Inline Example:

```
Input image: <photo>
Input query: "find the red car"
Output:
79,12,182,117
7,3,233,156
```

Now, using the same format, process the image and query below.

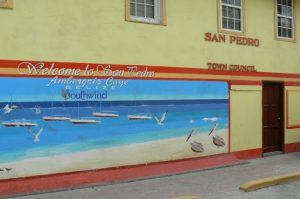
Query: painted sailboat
92,101,119,118
43,101,71,121
2,98,37,127
93,111,119,118
128,113,152,120
127,99,152,120
2,119,38,127
43,116,71,121
70,118,101,124
70,102,101,124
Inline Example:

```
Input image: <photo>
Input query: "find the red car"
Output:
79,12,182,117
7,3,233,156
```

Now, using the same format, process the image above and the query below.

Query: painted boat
2,120,38,127
43,99,70,121
70,102,101,124
212,135,225,147
190,141,204,152
93,100,120,118
43,115,71,121
92,111,119,118
128,97,152,120
70,118,101,124
128,114,152,120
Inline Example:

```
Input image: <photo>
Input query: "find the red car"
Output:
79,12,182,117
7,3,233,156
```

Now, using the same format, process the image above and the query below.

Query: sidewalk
10,152,300,199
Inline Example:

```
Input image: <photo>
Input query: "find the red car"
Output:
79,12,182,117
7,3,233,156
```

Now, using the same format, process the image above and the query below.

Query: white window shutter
155,0,162,23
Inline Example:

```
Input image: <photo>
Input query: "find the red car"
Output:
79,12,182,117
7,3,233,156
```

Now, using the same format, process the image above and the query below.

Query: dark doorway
262,82,284,154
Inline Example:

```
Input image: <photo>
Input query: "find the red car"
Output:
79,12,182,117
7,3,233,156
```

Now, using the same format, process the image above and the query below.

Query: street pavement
209,181,300,199
10,152,300,199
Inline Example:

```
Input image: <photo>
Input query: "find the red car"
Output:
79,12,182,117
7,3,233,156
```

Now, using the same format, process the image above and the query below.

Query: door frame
262,81,285,154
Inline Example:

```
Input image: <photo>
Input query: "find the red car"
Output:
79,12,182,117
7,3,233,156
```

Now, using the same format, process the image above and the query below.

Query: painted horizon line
0,99,228,108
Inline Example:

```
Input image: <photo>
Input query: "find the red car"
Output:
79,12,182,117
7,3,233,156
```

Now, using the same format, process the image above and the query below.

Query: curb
240,171,300,192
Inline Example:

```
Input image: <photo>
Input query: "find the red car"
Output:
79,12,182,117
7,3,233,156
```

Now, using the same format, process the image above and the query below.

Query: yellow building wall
285,86,300,144
0,0,300,73
230,85,262,152
0,0,300,151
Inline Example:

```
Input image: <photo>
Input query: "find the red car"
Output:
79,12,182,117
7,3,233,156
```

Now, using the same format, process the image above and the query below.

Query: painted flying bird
190,141,204,153
208,123,219,136
186,128,197,142
27,127,44,142
3,104,19,114
153,111,168,125
212,134,225,147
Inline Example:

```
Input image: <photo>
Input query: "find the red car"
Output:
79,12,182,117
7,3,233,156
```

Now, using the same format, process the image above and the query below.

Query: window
276,0,294,40
0,0,13,9
125,0,167,25
219,0,244,33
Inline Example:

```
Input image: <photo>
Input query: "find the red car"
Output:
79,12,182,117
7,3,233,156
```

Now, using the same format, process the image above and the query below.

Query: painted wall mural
0,62,229,179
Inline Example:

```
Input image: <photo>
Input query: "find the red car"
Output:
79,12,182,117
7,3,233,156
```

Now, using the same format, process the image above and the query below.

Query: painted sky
0,77,228,102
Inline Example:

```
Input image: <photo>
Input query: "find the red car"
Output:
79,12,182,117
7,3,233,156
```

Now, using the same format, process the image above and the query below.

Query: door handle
277,117,281,120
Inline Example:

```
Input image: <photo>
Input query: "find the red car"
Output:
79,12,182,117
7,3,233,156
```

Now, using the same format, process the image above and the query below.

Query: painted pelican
186,128,197,142
190,141,204,152
208,123,219,136
212,134,225,147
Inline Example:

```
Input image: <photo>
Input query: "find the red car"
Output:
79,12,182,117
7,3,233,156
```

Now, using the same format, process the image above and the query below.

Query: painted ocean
0,100,228,163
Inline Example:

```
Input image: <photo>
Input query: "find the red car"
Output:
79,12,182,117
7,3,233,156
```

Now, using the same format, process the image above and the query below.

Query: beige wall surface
285,87,300,144
230,85,262,152
0,0,299,74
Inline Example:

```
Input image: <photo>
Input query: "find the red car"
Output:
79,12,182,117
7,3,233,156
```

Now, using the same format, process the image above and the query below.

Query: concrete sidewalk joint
240,171,300,192
168,196,201,199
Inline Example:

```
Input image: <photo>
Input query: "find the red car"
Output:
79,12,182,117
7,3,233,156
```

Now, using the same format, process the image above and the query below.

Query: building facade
0,0,300,196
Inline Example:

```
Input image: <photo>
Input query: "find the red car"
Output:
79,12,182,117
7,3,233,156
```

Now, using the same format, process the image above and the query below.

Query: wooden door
263,82,284,153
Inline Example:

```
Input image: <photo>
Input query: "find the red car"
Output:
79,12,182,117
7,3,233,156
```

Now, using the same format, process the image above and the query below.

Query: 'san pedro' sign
204,32,260,47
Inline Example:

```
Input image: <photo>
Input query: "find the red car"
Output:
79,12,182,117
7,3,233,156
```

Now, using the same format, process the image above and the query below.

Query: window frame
275,0,296,42
218,0,246,35
125,0,167,25
0,0,13,9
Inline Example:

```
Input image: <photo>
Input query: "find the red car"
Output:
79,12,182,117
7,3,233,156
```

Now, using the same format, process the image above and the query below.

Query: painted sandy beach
0,129,227,180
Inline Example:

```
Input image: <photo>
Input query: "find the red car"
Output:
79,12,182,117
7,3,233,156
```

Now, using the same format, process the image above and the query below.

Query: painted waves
0,100,228,163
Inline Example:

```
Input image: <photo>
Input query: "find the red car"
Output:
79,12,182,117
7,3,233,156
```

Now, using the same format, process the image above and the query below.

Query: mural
0,62,229,179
